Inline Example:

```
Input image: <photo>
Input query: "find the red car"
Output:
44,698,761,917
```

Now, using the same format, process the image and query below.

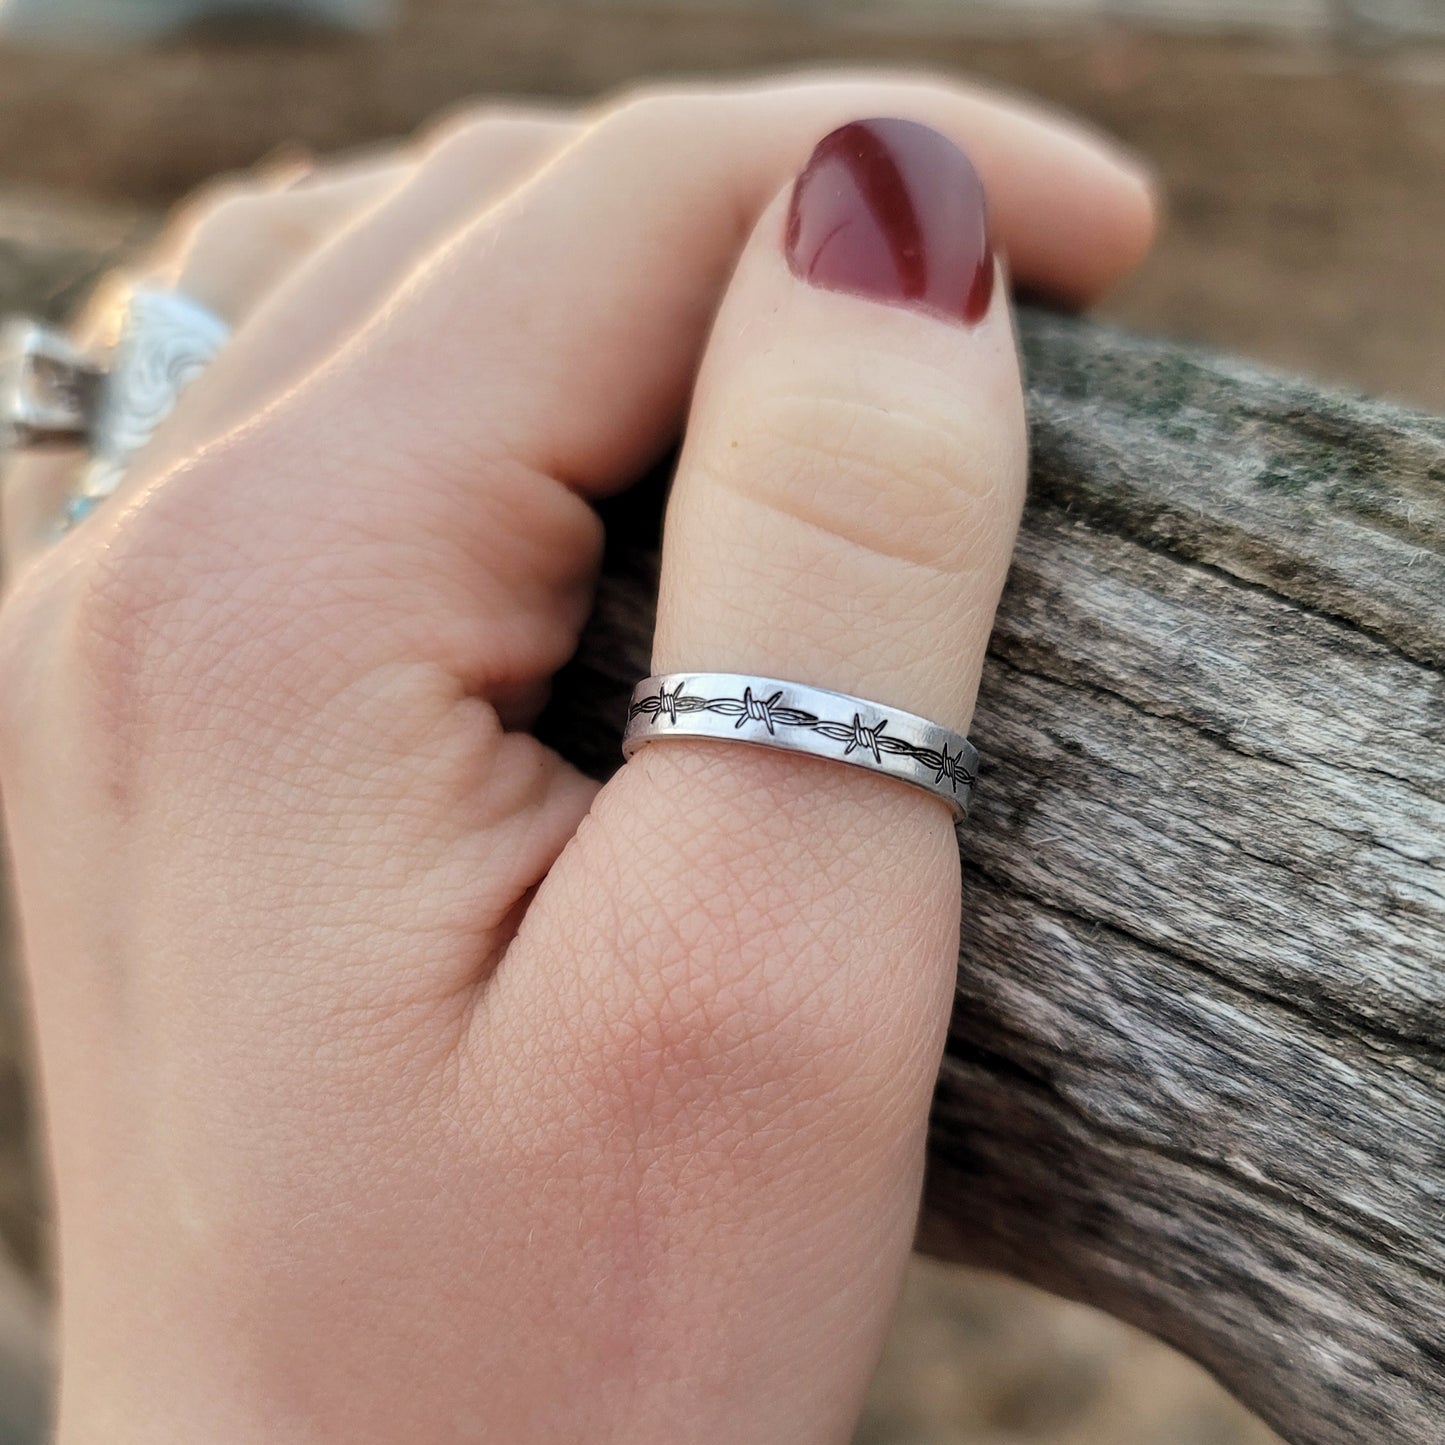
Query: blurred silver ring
64,283,231,527
0,282,231,531
0,318,102,449
622,672,979,820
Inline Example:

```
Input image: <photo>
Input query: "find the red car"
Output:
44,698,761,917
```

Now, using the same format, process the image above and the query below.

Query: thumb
656,114,1022,730
526,119,1025,1441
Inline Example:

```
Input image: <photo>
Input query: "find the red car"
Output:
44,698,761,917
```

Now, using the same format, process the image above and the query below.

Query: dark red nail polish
785,117,995,325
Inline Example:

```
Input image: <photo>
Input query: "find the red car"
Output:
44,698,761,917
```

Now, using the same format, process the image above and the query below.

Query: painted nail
785,117,995,325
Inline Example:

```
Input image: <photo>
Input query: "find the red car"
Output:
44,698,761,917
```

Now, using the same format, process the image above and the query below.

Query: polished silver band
622,673,978,819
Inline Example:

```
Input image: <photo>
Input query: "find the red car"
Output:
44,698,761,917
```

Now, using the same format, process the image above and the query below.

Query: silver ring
622,673,979,820
66,284,231,526
0,318,102,449
0,282,231,531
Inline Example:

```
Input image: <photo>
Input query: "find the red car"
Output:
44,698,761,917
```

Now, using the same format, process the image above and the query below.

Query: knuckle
55,449,332,744
607,879,798,1076
199,188,272,234
592,83,720,146
415,102,488,155
714,382,1014,579
184,189,310,262
69,493,238,700
416,101,551,160
0,494,233,770
168,172,255,241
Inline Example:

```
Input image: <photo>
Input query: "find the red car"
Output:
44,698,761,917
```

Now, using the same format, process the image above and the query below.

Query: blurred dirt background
0,2,1441,1441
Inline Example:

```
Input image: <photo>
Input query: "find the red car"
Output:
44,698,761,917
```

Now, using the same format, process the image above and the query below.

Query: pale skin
0,74,1156,1443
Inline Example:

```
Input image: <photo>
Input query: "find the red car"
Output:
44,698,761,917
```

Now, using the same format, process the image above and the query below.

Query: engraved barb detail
623,673,979,819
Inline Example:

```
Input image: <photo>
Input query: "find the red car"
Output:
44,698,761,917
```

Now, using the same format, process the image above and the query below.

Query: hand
0,75,1154,1443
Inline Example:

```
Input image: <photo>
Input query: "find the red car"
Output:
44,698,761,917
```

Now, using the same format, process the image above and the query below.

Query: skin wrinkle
74,562,566,1010
702,359,1021,527
545,746,961,1142
670,490,1004,730
67,449,597,782
710,465,1010,589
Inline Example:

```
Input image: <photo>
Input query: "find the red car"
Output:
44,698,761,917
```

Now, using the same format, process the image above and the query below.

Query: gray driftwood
4,197,1444,1445
549,319,1445,1445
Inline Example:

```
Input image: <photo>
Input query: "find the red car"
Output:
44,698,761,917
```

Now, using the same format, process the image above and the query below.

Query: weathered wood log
544,320,1445,1445
3,200,1442,1445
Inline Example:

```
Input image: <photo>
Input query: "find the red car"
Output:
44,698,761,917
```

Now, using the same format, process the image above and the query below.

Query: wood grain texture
3,200,1442,1445
918,317,1445,1445
544,314,1445,1445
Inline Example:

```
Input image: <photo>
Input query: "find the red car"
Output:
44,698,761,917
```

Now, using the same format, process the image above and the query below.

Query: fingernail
785,117,994,326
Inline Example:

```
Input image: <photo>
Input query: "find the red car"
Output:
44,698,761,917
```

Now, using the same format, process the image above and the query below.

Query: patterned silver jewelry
66,284,231,526
0,282,231,531
622,673,979,820
0,318,102,450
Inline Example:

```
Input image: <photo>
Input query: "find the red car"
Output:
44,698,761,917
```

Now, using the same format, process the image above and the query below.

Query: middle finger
148,106,578,466
2,110,576,574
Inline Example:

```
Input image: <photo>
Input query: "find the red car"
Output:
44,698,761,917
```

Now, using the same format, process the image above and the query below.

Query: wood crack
956,855,1445,1072
985,652,1444,882
931,1050,1445,1294
1024,483,1444,674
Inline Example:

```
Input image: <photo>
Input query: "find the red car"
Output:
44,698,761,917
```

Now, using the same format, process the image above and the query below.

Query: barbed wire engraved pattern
628,683,976,800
